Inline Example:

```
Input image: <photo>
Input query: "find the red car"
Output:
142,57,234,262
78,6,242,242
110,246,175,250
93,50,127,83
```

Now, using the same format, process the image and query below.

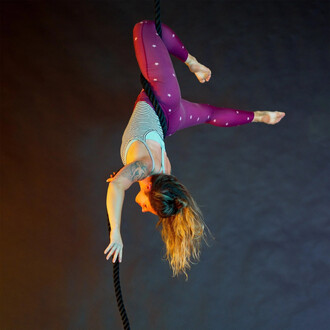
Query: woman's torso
120,101,171,175
125,138,171,175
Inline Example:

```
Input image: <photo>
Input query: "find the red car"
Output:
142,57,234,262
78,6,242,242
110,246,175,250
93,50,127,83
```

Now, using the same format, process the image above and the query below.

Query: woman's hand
106,172,117,183
104,229,123,263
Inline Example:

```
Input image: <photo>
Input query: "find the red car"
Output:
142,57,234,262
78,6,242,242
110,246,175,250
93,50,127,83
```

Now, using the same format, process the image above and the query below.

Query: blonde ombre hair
147,174,214,281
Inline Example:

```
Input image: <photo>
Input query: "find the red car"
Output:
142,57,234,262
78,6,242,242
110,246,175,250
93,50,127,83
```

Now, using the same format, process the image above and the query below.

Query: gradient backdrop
1,1,330,329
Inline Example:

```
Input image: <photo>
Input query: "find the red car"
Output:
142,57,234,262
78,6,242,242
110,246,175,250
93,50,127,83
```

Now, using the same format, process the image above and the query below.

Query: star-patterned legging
133,20,255,137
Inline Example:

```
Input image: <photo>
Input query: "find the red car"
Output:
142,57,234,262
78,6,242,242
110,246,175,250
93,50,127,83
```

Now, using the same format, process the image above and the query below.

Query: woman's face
136,178,157,215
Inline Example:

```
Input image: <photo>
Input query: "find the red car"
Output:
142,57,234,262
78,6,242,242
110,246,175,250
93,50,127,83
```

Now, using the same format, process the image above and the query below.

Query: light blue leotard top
120,101,166,174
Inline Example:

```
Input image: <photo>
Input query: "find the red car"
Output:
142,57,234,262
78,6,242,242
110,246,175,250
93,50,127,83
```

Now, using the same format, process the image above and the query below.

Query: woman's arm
106,159,151,229
104,159,152,263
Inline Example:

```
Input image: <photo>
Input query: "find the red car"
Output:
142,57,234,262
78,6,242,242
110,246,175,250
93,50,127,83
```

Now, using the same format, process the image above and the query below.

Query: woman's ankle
185,54,196,67
252,111,263,122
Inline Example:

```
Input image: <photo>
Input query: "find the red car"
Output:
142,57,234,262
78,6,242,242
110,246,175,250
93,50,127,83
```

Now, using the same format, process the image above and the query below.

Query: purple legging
133,19,255,137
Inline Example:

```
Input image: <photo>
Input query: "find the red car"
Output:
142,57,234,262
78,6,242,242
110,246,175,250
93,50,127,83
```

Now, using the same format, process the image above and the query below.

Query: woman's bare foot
185,54,211,83
253,111,286,124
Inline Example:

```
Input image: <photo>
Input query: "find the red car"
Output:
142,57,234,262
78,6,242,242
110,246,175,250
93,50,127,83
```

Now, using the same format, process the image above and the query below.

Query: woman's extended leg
166,98,256,136
167,99,285,136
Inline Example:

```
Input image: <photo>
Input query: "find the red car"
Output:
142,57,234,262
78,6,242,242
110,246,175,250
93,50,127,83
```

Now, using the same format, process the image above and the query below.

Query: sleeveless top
120,101,167,174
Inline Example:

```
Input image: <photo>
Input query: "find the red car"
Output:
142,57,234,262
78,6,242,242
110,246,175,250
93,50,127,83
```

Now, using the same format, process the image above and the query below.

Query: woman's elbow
110,176,133,192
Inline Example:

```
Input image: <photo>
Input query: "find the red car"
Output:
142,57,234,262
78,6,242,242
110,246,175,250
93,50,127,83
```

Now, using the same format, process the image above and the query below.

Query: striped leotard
120,101,166,174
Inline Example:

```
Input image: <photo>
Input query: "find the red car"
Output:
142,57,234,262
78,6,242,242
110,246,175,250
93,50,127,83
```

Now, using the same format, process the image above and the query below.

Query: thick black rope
107,206,130,330
108,1,166,329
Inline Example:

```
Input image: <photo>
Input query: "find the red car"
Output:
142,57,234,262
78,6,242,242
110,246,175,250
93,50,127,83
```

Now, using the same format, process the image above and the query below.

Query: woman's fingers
106,172,117,182
104,242,113,254
104,243,116,257
104,230,123,263
113,250,120,263
108,245,116,257
104,243,122,263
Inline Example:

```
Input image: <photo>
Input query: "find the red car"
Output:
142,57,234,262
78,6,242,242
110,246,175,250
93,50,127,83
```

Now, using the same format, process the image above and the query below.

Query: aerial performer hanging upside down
104,20,286,280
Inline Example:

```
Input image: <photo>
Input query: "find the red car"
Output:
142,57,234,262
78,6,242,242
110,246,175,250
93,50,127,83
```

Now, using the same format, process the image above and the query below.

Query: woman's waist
135,90,154,108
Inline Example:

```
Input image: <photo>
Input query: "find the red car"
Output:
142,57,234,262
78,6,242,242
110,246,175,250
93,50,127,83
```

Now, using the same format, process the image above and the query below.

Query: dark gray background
1,1,330,329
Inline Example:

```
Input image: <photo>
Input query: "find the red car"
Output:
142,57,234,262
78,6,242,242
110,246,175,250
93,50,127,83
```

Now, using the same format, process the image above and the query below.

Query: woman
104,20,285,280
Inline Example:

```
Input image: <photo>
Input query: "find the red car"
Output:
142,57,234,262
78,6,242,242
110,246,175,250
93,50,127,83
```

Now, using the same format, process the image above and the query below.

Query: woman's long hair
147,174,214,281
